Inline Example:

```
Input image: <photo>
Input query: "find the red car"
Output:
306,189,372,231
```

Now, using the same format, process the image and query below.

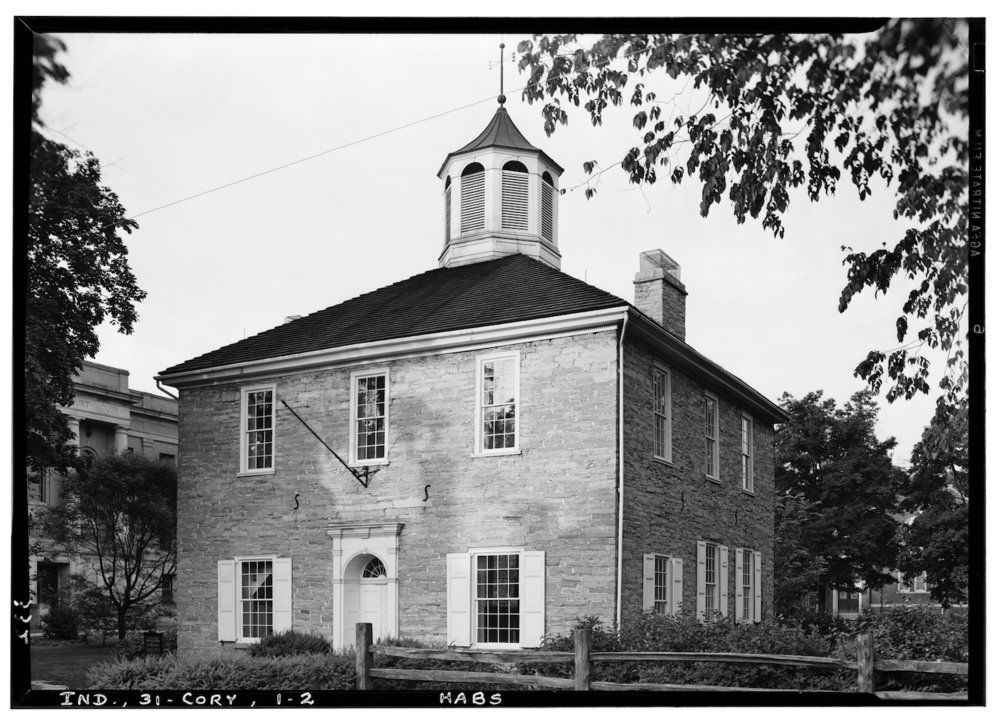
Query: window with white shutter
218,556,292,643
446,549,545,649
696,542,727,620
643,553,683,615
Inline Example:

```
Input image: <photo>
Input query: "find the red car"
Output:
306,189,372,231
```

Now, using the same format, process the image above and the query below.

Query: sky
27,23,968,467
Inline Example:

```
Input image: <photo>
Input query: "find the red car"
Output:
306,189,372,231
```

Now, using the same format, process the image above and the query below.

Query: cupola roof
437,106,564,177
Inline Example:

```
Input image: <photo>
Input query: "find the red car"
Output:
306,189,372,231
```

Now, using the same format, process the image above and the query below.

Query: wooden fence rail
355,623,968,699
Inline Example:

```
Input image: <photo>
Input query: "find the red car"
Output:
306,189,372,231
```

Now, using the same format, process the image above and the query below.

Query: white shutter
671,557,683,615
642,554,656,611
520,551,546,648
719,546,729,618
272,557,292,633
501,171,529,230
218,560,237,642
734,548,745,622
541,181,554,241
446,553,471,647
460,173,485,232
753,551,763,622
696,541,706,620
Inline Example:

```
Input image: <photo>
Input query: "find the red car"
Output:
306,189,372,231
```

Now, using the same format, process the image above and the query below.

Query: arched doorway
343,553,389,643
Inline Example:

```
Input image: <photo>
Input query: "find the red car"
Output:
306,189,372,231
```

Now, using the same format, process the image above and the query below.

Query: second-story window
705,393,719,479
653,366,671,461
351,371,388,464
740,414,754,492
476,352,519,454
241,385,275,474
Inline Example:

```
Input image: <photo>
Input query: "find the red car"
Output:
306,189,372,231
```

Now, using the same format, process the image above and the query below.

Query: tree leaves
515,23,970,412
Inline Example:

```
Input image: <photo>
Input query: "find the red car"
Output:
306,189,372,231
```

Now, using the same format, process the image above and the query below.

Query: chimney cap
638,249,681,281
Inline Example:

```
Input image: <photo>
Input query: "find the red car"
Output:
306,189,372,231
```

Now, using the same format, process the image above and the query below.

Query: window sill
705,475,722,485
237,469,275,478
740,488,756,497
349,460,389,468
653,455,674,467
471,450,522,458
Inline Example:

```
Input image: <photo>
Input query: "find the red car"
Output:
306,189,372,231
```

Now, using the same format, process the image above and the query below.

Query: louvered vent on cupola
444,176,452,245
460,162,486,233
541,171,555,242
501,160,529,231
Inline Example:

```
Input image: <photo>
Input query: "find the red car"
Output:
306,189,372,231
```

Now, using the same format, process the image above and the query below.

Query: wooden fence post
574,627,592,691
856,632,874,694
356,622,374,690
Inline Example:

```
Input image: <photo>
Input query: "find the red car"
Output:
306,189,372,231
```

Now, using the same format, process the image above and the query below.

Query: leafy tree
516,22,969,410
775,390,904,608
896,400,968,607
27,34,144,473
41,453,177,641
773,491,828,618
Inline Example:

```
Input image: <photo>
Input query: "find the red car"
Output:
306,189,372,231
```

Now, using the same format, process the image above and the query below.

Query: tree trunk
117,606,128,642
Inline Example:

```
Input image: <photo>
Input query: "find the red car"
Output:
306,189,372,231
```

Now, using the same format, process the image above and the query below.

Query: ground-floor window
446,549,545,648
697,541,729,620
217,556,292,643
735,547,762,623
643,553,683,615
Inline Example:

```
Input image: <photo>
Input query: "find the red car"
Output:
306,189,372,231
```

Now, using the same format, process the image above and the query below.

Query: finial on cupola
497,42,506,106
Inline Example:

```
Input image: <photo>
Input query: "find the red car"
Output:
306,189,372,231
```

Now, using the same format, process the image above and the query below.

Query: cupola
438,98,563,269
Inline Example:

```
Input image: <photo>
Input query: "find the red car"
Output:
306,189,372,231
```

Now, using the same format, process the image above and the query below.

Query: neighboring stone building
158,100,785,655
29,361,178,629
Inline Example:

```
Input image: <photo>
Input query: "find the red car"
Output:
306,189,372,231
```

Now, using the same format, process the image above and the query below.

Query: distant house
29,361,178,629
158,100,785,655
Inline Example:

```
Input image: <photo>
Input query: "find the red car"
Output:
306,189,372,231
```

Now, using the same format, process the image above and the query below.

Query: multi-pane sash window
741,549,752,621
242,387,274,472
478,354,518,452
353,372,387,463
654,556,670,614
653,368,670,460
740,415,753,492
240,559,273,640
705,394,719,478
704,543,718,615
898,571,928,593
475,553,520,644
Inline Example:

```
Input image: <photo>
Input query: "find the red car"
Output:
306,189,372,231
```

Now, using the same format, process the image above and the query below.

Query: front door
344,555,388,642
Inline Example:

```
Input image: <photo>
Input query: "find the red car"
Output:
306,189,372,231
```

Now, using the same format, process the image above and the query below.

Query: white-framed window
705,393,719,479
740,414,754,492
735,547,763,623
446,549,545,648
898,571,928,594
643,554,683,615
240,385,275,474
350,370,388,465
217,556,292,643
653,365,672,462
475,352,520,455
696,541,729,620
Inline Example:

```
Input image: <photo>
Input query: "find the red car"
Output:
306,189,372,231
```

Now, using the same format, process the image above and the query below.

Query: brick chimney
633,250,687,340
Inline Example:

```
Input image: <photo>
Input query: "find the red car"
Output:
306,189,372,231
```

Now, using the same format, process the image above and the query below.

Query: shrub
247,629,332,657
116,629,178,661
89,652,356,690
41,606,80,640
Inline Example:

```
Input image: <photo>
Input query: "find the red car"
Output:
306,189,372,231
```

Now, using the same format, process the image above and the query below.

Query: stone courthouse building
158,99,785,654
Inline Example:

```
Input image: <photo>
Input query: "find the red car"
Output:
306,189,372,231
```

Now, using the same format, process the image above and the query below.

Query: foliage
526,614,851,691
40,453,177,641
895,401,969,607
515,22,969,409
87,652,356,691
41,605,80,640
246,629,332,657
775,390,904,600
115,629,178,661
773,492,829,618
27,34,144,473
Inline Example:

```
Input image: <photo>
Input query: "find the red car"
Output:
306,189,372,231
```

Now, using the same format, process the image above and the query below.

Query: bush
41,606,80,640
88,653,355,691
116,629,178,661
247,629,332,657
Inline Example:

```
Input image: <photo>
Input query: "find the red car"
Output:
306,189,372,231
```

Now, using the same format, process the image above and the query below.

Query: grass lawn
31,640,119,689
